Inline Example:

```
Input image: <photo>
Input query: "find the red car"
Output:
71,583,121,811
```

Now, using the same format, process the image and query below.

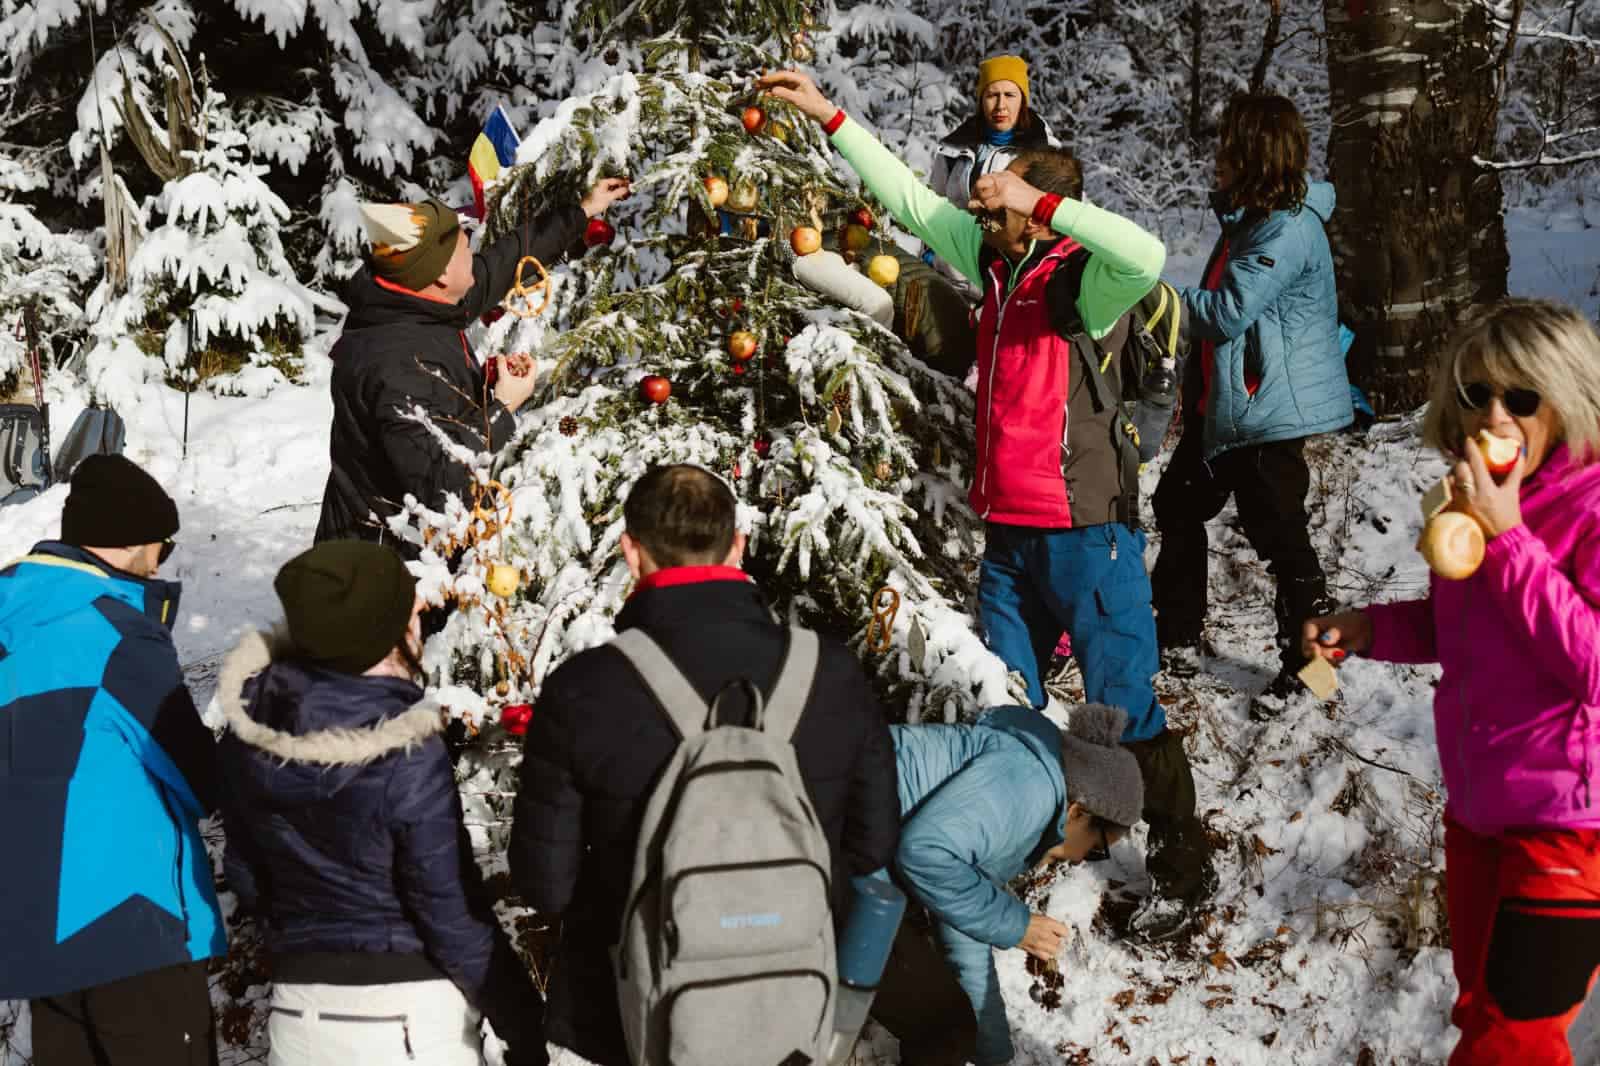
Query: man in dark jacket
0,455,224,1066
315,178,631,555
509,464,901,1066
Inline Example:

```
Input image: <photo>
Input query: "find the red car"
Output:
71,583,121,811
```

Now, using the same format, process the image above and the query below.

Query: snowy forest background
2,0,1600,1063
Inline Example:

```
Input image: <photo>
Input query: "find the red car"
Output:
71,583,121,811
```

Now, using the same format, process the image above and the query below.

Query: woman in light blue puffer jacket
1151,92,1354,718
874,704,1145,1065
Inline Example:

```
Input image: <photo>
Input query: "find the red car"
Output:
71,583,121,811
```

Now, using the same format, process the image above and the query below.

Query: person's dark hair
1217,93,1309,213
974,97,1036,136
1011,147,1083,201
623,464,737,568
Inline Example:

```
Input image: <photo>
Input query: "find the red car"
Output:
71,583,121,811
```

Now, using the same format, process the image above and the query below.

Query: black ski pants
1151,429,1326,670
29,961,217,1066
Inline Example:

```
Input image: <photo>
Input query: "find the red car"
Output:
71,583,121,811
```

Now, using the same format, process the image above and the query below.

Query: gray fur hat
1059,704,1145,828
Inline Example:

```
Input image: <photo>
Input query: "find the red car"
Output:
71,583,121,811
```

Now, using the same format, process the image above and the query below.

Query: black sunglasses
158,538,176,565
1085,825,1112,863
1457,381,1542,418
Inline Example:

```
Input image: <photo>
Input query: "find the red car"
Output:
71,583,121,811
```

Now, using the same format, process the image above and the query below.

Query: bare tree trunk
1249,0,1284,94
1324,0,1511,415
1188,1,1205,139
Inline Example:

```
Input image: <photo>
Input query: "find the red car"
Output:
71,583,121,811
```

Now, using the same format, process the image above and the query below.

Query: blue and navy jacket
0,542,224,999
1185,182,1354,460
890,707,1069,1065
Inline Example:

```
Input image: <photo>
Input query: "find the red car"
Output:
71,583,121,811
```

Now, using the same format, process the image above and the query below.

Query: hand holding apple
1453,431,1526,538
580,176,633,218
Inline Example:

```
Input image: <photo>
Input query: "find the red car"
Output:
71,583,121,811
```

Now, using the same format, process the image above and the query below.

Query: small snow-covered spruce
400,25,1015,820
82,83,320,399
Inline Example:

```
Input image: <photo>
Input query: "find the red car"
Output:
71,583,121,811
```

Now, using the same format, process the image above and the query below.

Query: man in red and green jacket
762,71,1215,931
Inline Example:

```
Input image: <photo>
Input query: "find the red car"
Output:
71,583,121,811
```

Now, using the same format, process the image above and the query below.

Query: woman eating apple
1302,298,1600,1065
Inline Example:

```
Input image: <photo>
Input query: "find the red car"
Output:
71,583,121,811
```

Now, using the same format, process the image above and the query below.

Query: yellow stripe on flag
469,134,502,185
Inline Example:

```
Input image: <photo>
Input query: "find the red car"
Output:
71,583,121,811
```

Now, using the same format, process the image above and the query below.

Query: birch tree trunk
1324,0,1511,414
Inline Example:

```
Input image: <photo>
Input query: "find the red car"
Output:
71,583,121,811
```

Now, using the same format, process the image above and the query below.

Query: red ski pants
1446,818,1600,1065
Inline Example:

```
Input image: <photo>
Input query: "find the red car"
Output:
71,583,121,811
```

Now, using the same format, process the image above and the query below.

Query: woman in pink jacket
1304,299,1600,1065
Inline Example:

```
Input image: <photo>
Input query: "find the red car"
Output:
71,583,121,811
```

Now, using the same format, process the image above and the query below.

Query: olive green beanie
275,540,418,675
359,197,462,291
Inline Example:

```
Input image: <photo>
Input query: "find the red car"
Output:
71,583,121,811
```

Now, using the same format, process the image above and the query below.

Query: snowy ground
3,218,1598,1065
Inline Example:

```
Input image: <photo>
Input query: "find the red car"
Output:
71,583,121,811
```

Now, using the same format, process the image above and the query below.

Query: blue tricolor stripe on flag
469,104,521,218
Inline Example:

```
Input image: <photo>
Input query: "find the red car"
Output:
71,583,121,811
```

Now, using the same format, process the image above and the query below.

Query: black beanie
275,541,418,676
61,454,180,548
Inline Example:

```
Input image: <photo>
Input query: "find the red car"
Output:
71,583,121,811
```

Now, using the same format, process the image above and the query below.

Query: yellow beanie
977,55,1030,103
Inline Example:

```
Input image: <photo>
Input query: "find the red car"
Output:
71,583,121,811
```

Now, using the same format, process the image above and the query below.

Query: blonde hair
1422,299,1600,464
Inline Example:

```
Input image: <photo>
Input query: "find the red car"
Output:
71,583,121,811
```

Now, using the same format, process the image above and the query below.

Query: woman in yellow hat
925,55,1060,295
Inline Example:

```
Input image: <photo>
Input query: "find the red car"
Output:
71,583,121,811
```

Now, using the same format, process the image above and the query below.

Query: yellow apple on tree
866,255,900,287
842,223,871,253
487,563,521,598
703,176,729,208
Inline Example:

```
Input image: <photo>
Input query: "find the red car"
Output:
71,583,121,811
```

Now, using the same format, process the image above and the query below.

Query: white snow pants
266,979,483,1066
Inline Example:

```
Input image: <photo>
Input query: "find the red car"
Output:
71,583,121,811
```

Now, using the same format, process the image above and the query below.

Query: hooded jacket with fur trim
216,629,547,1062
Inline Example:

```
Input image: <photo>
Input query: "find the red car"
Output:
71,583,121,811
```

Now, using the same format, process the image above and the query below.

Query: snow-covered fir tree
388,4,1018,854
82,82,322,398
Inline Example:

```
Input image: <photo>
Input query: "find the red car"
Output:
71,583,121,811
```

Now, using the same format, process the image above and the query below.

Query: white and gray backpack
611,626,837,1066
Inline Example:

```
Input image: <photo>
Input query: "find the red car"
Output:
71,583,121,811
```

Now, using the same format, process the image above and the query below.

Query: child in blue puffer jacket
868,704,1146,1065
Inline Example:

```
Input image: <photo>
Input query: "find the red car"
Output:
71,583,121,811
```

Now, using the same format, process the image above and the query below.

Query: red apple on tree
742,106,766,134
728,331,758,361
500,704,533,736
790,226,822,256
853,207,875,230
584,217,615,247
640,375,671,404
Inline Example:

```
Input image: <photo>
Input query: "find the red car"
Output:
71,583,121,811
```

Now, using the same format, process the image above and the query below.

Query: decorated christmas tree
393,2,1019,846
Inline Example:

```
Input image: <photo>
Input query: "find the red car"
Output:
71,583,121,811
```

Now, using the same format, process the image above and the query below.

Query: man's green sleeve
1045,197,1166,340
829,118,986,288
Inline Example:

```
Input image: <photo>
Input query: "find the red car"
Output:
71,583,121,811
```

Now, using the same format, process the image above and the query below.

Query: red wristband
1031,193,1063,227
822,109,847,136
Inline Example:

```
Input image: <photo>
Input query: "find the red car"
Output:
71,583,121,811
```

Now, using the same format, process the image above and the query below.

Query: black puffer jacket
217,629,546,1064
509,572,902,1066
314,205,587,555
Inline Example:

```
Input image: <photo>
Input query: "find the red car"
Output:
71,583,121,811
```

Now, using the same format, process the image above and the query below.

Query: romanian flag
469,105,521,219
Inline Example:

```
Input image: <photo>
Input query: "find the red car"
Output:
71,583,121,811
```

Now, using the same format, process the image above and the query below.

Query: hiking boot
1159,638,1213,680
1249,666,1304,721
1046,652,1081,690
1125,894,1196,943
1124,862,1218,943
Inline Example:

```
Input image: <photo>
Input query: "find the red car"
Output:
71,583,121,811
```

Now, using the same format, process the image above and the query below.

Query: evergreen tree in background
82,80,322,397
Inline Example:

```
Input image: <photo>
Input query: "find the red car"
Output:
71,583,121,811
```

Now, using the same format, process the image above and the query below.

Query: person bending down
870,703,1146,1065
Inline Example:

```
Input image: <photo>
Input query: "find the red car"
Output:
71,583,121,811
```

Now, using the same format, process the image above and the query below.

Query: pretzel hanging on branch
471,478,514,542
866,586,900,654
504,255,552,319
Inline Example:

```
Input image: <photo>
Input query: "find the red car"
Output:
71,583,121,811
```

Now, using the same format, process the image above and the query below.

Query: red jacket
971,242,1082,525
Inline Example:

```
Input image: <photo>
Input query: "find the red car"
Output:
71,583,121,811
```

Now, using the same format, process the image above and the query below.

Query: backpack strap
760,627,820,742
612,629,710,740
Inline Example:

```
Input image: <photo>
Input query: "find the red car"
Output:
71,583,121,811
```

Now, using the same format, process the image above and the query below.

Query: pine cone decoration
559,415,579,437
